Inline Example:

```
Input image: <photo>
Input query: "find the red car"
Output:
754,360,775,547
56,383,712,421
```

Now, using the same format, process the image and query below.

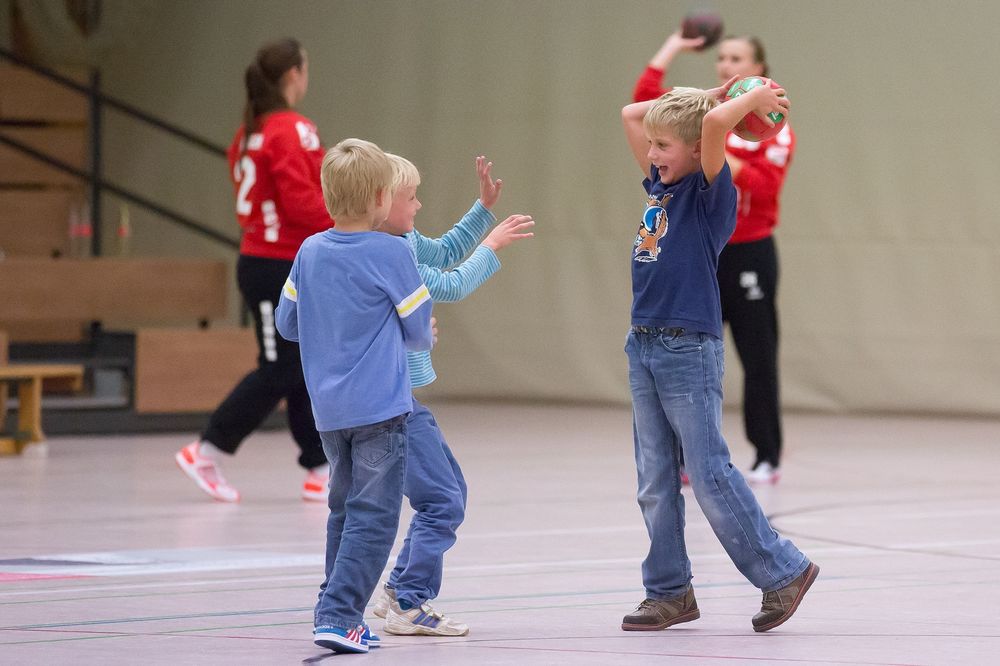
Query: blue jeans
314,414,408,630
388,400,467,608
625,329,807,599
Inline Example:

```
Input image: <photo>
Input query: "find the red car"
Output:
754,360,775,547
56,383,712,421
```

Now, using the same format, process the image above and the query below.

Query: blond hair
643,87,718,144
320,138,393,218
385,153,421,191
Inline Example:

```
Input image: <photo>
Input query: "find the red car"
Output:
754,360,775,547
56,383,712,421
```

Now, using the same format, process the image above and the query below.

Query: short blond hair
385,153,421,191
320,138,393,218
643,87,717,144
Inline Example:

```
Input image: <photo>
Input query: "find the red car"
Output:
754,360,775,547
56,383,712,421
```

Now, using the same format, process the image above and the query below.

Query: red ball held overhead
681,11,724,50
725,77,787,142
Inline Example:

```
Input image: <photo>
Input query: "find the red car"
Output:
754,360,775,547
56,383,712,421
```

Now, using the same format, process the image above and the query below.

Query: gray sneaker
752,562,819,632
621,586,700,631
372,584,396,619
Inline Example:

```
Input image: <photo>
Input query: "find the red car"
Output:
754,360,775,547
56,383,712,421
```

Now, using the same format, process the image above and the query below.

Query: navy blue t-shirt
630,162,737,338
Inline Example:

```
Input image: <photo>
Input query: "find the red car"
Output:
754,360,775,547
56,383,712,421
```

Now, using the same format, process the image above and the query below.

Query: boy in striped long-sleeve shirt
275,139,435,655
370,154,534,636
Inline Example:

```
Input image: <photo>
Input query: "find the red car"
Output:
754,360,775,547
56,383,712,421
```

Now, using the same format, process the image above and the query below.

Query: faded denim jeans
626,328,807,599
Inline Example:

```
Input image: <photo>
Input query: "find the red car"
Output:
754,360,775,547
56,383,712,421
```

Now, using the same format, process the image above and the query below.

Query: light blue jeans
314,414,408,630
626,329,807,599
388,400,468,608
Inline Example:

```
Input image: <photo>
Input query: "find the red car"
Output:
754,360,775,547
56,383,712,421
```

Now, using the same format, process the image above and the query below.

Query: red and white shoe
746,462,781,485
302,466,329,502
175,442,240,502
679,467,691,486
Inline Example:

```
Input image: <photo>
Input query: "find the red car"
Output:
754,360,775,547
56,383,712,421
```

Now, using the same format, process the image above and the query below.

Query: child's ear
692,139,702,159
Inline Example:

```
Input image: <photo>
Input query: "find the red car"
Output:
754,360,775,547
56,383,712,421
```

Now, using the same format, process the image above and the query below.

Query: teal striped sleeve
417,245,500,303
407,350,437,389
409,200,495,270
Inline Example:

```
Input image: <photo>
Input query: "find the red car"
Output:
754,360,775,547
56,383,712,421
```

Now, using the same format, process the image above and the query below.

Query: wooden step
0,125,86,186
0,188,81,257
0,257,229,329
0,64,88,123
135,327,257,414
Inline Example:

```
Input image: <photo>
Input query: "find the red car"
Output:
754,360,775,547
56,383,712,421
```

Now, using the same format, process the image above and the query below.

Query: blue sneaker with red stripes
313,625,369,653
384,601,469,636
360,623,381,648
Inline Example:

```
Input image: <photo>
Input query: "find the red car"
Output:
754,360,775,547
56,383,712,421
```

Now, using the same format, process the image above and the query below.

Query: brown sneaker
621,586,700,631
752,562,819,632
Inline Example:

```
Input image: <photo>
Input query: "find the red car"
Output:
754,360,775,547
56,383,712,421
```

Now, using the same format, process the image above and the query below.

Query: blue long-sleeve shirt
406,200,500,388
276,229,433,431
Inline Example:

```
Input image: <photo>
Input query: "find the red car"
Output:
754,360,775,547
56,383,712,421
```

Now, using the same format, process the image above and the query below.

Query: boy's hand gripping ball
681,11,724,50
726,77,787,142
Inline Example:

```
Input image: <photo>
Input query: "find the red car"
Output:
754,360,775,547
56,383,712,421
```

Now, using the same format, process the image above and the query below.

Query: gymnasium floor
1,403,998,665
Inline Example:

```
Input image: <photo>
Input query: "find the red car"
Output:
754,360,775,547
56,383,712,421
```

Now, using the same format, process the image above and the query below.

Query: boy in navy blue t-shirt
619,83,818,633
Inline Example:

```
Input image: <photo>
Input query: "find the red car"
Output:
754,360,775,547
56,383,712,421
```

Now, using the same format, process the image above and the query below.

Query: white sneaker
302,466,329,502
746,461,780,485
372,584,396,619
384,601,469,636
175,442,240,502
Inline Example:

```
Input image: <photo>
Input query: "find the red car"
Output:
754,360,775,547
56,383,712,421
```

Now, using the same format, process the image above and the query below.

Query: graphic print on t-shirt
634,193,672,263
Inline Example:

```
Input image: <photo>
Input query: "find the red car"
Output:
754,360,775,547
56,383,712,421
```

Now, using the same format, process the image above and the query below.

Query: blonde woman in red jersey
175,38,330,502
633,30,795,485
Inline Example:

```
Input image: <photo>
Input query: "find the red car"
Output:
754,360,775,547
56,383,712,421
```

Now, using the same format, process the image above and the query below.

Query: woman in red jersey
176,38,330,502
633,29,795,485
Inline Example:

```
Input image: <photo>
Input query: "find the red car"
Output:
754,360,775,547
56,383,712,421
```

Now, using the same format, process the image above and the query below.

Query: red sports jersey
632,66,796,245
227,110,330,260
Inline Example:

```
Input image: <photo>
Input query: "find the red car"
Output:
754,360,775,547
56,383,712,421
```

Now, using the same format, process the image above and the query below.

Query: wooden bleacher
1,57,254,435
134,327,257,414
0,257,228,326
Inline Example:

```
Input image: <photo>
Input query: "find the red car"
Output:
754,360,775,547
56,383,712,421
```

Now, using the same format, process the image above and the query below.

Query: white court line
0,526,1000,597
778,507,1000,524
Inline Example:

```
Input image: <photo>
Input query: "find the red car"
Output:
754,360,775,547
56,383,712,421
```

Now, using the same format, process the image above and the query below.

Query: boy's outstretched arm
622,100,657,174
419,214,534,303
412,156,500,269
702,81,789,185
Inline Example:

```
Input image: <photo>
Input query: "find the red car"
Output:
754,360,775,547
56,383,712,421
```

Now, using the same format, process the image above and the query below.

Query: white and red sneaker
679,467,691,486
175,442,240,502
302,466,329,502
746,461,781,485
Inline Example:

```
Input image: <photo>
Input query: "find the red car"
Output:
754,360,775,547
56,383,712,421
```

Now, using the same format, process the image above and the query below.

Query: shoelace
761,590,781,607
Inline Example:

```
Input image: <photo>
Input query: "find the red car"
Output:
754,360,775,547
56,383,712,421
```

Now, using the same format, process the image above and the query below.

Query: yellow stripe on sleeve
396,284,430,318
283,277,297,302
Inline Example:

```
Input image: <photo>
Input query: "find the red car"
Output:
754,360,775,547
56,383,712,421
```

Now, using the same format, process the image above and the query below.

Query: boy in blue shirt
275,138,434,654
619,83,818,633
370,154,534,636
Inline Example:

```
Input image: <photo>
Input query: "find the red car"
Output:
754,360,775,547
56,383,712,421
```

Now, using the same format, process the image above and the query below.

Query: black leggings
718,236,782,467
201,254,325,469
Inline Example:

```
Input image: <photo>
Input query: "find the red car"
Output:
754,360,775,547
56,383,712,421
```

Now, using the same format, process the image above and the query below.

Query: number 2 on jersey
235,156,256,216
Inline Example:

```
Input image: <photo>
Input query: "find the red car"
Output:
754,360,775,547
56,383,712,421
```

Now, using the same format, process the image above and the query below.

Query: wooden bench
0,257,229,342
0,363,84,455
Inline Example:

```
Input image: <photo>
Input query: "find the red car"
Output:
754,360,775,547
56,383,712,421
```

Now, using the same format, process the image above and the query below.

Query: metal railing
0,46,239,252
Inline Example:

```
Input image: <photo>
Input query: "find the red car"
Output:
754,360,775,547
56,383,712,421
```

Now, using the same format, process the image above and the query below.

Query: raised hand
708,75,740,103
748,83,790,126
482,214,534,252
664,29,706,54
477,155,503,209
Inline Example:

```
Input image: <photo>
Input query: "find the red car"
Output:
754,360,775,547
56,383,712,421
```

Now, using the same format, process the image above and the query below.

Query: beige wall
14,0,1000,416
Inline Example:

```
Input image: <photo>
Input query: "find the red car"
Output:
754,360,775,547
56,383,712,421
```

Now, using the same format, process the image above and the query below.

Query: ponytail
241,38,303,150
